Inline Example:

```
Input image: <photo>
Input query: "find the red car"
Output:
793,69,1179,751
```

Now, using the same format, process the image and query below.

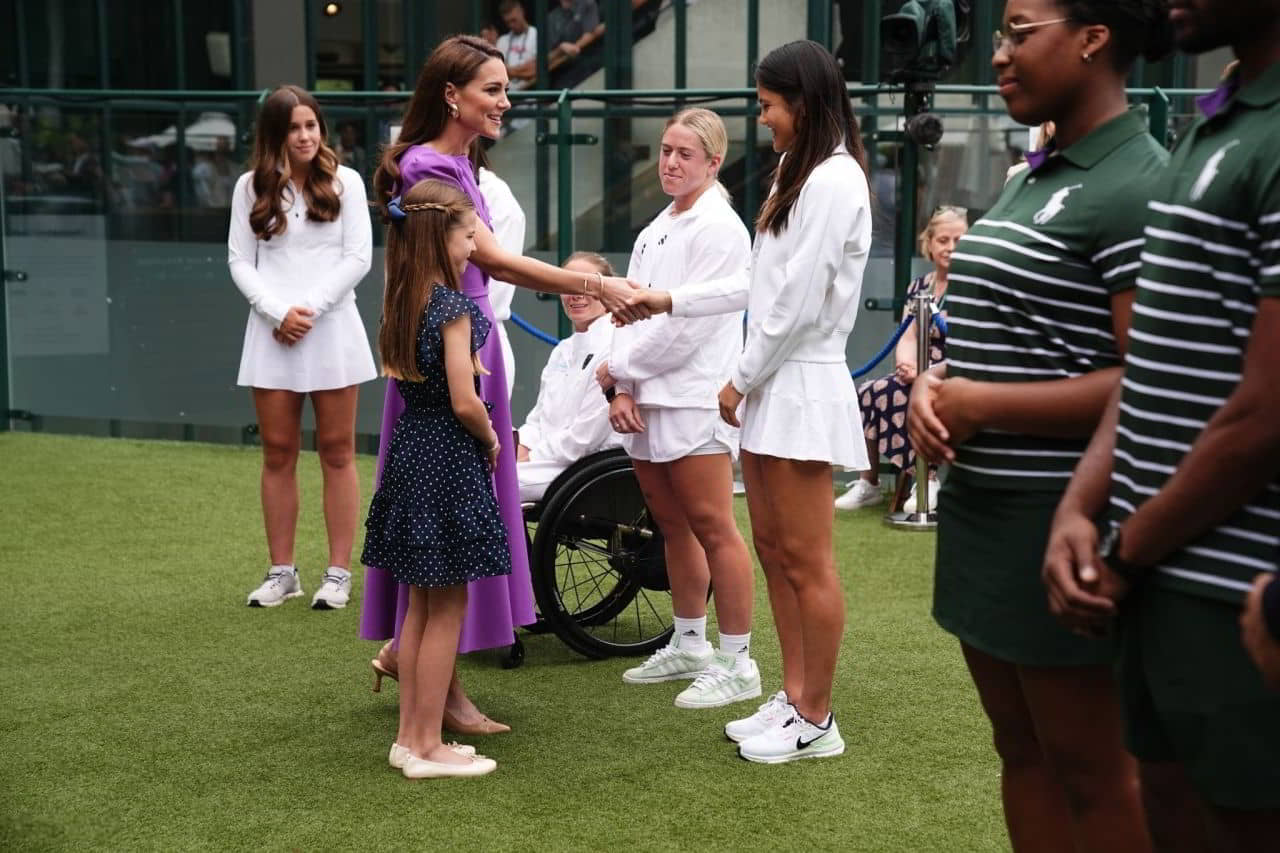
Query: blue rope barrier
510,311,560,346
850,314,915,379
932,310,948,337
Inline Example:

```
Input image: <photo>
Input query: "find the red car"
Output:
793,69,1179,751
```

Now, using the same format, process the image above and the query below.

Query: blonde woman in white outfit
596,108,759,713
623,42,872,763
228,85,377,611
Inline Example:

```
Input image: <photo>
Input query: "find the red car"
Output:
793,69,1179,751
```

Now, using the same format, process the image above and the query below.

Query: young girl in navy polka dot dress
361,178,509,779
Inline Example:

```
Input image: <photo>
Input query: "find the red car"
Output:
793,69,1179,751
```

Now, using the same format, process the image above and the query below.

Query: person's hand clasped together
229,85,376,612
904,4,1192,851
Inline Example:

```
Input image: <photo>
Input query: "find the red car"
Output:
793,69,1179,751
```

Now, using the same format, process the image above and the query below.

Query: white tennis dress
609,188,749,463
669,150,872,470
228,164,377,391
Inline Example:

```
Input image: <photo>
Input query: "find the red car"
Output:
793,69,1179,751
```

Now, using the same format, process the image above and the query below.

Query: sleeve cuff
729,370,748,396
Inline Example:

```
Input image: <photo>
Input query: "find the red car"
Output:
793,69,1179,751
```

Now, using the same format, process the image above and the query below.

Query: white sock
270,564,296,575
671,615,709,651
718,631,751,665
325,566,352,580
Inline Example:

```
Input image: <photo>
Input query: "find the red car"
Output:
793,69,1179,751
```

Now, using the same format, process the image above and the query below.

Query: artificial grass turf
0,433,1005,852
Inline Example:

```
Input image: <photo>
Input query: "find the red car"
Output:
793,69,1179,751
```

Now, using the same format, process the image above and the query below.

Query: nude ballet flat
442,708,511,735
389,741,477,768
402,753,497,779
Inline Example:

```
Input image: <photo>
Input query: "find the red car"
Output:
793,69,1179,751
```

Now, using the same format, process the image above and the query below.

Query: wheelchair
520,448,676,660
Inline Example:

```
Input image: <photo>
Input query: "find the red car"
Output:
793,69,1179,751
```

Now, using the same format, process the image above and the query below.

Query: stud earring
1082,53,1094,63
447,102,459,118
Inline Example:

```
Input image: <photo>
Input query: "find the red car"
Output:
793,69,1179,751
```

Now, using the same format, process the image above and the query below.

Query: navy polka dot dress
361,285,512,589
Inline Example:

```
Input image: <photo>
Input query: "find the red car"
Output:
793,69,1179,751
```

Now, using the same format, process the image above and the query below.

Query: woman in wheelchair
595,108,759,714
515,252,623,502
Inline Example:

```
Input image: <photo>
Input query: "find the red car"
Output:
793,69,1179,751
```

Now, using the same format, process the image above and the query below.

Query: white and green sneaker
674,654,762,709
621,643,714,684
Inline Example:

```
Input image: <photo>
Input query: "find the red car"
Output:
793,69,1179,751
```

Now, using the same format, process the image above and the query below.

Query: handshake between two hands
595,277,672,326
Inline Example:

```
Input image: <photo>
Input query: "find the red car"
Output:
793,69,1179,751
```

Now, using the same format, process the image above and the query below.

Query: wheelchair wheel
530,452,674,659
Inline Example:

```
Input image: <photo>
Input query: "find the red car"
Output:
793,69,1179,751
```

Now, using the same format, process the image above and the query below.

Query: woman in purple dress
361,34,642,733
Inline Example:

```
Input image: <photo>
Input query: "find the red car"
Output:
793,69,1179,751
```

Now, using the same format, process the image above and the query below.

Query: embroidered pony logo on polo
1032,184,1084,225
1190,139,1241,202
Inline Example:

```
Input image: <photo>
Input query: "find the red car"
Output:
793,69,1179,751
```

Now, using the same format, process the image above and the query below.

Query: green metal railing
0,81,1203,435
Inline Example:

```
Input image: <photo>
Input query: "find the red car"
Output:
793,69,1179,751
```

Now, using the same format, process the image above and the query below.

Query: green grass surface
0,433,1004,851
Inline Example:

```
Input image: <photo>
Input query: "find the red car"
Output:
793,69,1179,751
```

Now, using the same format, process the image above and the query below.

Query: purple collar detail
1026,142,1057,173
1196,76,1239,119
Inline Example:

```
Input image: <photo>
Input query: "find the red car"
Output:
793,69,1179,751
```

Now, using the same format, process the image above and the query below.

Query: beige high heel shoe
371,641,398,693
442,708,511,735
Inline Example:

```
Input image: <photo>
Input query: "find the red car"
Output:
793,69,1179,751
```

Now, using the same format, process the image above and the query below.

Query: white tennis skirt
623,406,738,464
236,301,377,392
740,360,868,471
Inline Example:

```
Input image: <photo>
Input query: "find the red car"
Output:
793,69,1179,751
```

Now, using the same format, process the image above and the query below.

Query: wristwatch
1098,524,1146,582
604,386,617,403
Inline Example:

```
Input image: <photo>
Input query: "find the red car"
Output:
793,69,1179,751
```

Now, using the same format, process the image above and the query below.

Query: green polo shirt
945,108,1169,491
1109,62,1280,605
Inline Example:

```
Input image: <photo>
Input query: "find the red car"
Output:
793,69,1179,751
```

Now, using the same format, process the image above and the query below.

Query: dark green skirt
933,476,1116,667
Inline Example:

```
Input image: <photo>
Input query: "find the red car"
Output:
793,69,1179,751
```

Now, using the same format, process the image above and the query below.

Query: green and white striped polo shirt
945,109,1169,490
1109,62,1280,604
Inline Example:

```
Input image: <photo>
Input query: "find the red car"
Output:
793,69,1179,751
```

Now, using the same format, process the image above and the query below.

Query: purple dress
359,145,534,653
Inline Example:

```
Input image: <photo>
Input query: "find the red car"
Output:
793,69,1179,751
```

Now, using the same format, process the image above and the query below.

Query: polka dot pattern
361,286,512,589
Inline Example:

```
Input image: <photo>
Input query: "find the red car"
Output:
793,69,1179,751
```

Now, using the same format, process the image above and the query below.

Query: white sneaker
903,479,941,514
738,710,845,764
622,643,714,684
724,690,791,743
311,568,351,610
674,654,762,709
246,567,302,607
834,480,883,511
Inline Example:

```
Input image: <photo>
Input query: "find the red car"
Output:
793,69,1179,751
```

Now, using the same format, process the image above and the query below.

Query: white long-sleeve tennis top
517,314,620,463
227,165,372,327
669,150,871,395
609,187,749,408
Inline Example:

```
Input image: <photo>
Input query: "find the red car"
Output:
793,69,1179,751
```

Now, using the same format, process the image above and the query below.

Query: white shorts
623,406,737,464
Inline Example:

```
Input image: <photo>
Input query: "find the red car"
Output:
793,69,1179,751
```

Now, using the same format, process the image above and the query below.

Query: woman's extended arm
469,222,645,321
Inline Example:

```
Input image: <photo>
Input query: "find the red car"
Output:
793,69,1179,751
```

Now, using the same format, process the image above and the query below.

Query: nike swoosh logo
796,734,824,750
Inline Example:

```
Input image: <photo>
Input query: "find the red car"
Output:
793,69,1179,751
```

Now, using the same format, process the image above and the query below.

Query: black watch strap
604,386,617,403
1100,525,1146,582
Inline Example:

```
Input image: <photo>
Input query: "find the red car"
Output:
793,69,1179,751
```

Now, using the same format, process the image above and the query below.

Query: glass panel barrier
1,86,1198,448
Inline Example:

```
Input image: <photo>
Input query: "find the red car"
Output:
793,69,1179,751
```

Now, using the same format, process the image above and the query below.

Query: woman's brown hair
373,35,504,209
248,85,341,240
379,179,475,381
754,40,870,237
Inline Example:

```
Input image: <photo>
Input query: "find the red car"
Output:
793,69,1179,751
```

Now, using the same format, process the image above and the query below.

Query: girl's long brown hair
248,85,341,240
372,35,504,210
380,179,474,381
754,40,870,237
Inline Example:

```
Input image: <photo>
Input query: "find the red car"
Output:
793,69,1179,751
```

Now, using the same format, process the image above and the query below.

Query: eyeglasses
933,205,968,217
992,17,1070,55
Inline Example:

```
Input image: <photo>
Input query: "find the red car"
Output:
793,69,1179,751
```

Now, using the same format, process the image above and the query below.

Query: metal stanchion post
884,291,937,531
